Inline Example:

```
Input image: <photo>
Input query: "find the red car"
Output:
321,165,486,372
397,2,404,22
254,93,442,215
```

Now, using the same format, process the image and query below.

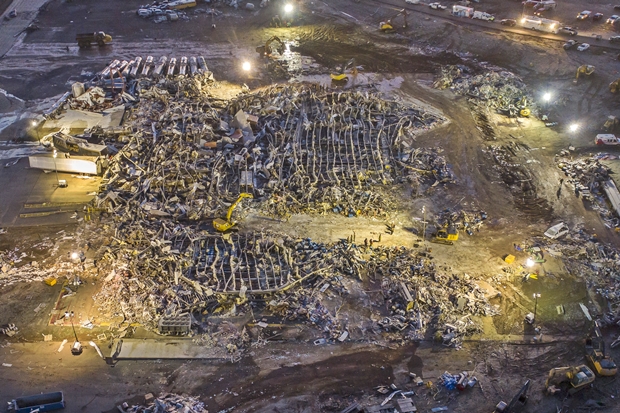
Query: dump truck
545,365,595,395
76,31,112,48
8,391,65,413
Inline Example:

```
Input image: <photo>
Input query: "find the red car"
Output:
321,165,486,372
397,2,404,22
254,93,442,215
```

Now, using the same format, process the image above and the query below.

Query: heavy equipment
431,224,459,245
256,36,285,58
76,31,112,48
603,115,620,132
585,320,617,376
213,193,253,232
380,9,408,33
610,78,620,93
574,65,595,82
492,380,530,413
330,58,358,83
498,96,530,117
545,365,595,395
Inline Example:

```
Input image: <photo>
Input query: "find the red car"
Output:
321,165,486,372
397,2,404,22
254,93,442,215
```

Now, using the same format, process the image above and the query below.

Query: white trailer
518,16,559,33
452,5,474,17
472,11,495,21
29,155,103,175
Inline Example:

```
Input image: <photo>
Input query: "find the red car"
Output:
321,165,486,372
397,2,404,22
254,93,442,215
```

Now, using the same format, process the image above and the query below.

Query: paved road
0,0,49,58
368,0,620,52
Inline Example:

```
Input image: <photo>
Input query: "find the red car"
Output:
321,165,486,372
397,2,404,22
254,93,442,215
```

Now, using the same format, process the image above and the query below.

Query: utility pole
422,206,426,248
533,293,541,322
53,150,59,186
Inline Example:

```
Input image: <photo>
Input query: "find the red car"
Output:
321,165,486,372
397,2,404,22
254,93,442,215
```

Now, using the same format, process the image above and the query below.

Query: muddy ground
1,0,620,412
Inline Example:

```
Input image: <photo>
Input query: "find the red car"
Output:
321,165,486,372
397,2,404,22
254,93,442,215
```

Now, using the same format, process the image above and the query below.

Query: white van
595,134,620,145
472,11,495,21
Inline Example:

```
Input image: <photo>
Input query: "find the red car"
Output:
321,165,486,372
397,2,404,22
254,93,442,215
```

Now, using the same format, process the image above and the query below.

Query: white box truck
452,5,474,17
518,16,559,33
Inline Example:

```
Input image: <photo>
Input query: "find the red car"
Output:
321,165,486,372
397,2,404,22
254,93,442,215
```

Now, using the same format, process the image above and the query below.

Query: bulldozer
380,9,408,33
545,365,595,395
431,224,459,245
611,78,620,93
574,65,595,83
330,58,358,84
213,193,253,232
256,36,285,58
585,321,617,376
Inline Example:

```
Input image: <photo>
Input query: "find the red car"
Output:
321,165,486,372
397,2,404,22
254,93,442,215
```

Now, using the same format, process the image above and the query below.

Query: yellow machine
585,321,617,376
575,65,595,82
431,224,459,245
330,58,358,83
213,193,253,232
380,9,408,33
545,365,595,395
610,78,620,93
256,36,284,58
604,115,619,132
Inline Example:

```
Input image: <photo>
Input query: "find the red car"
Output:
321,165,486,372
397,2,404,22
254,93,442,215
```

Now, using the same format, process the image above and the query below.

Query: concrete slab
111,338,229,360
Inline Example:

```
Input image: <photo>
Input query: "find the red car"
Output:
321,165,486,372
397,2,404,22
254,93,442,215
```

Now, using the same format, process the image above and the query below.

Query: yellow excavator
545,365,595,395
256,36,285,58
380,9,408,33
213,193,253,232
585,321,617,376
574,65,595,83
431,224,459,245
330,58,358,83
610,78,620,93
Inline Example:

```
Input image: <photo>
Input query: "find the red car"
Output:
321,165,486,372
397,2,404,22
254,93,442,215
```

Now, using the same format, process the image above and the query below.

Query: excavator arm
256,36,284,57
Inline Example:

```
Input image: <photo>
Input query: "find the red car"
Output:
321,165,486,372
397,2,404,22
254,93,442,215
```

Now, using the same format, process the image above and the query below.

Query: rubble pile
434,65,533,115
371,246,498,346
122,393,207,413
0,249,51,286
485,144,552,217
556,153,618,228
435,209,488,236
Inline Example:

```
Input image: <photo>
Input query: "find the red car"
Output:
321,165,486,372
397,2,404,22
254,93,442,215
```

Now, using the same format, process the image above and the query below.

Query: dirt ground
2,0,620,412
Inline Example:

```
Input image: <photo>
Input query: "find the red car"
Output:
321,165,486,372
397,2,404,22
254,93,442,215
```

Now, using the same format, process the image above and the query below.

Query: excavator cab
213,193,254,232
432,224,459,245
256,36,285,58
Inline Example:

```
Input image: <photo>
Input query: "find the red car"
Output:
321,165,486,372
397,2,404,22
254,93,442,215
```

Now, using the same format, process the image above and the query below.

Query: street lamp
542,92,551,102
569,123,579,133
70,318,82,356
242,61,251,72
526,258,535,267
533,293,541,322
53,149,59,186
284,3,293,13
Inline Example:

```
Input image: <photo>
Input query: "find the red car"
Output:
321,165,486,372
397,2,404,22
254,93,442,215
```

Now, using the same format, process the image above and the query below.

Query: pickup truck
8,391,65,413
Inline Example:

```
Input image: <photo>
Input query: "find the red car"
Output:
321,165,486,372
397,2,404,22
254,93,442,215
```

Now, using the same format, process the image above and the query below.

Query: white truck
595,134,620,145
518,16,559,33
472,11,495,21
452,5,474,18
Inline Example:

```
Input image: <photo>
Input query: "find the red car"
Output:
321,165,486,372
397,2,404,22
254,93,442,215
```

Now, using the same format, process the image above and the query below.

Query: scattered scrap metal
120,393,207,413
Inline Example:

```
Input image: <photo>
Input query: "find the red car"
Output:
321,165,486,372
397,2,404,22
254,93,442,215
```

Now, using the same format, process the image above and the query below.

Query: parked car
593,13,604,21
522,0,538,8
563,39,578,49
577,43,590,51
615,5,620,10
607,15,620,24
429,3,447,10
404,0,420,4
611,35,620,42
559,26,578,35
577,10,591,20
544,222,569,239
500,19,517,26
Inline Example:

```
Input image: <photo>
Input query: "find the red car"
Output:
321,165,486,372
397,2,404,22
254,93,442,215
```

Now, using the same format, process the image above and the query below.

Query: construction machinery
574,65,595,82
330,58,358,83
603,115,620,132
213,193,253,232
431,224,459,245
611,78,620,93
585,321,617,376
76,31,112,48
492,380,530,413
380,9,408,33
256,36,285,58
545,365,595,395
498,96,530,117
